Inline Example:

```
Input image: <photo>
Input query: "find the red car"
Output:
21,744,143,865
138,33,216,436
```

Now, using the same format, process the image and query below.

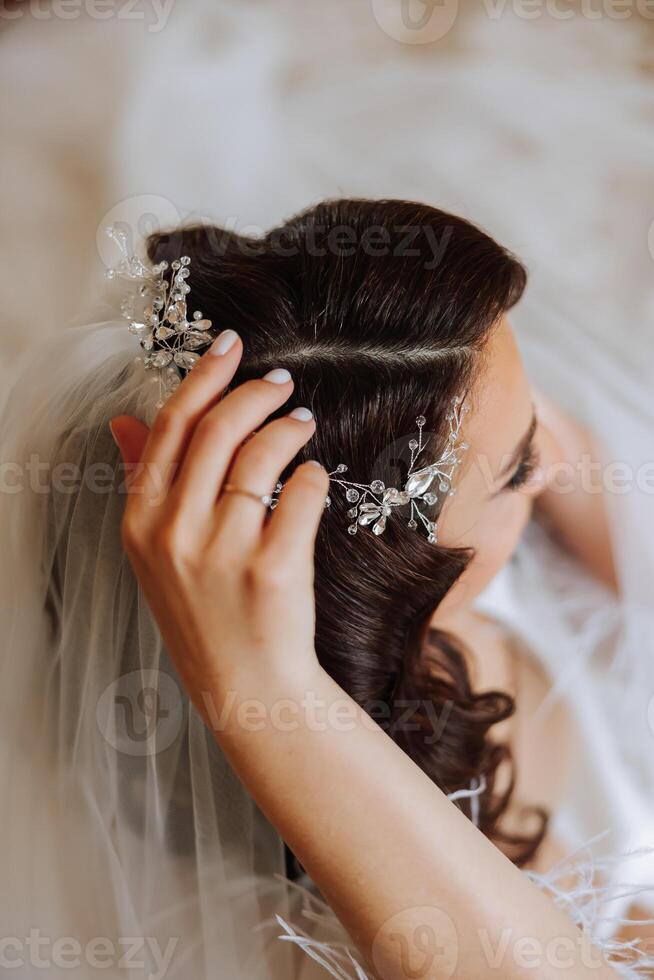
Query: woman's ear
109,415,150,486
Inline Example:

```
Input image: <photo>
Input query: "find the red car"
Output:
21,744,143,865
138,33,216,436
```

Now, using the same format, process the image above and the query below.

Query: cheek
474,493,532,577
441,492,533,610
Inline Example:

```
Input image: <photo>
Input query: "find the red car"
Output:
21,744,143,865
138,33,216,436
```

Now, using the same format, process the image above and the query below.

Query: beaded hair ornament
107,227,470,542
105,225,219,407
271,400,469,543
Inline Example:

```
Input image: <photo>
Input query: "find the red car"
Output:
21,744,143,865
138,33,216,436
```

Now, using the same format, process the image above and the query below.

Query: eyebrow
497,410,537,481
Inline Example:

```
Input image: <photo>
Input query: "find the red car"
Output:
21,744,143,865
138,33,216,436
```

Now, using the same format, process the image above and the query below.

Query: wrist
191,653,329,733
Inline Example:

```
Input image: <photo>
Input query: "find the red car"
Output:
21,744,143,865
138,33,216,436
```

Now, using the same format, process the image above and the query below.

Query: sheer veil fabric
0,323,310,979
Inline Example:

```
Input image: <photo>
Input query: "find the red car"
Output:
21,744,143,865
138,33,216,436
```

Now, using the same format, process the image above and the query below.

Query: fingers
129,329,243,506
262,459,330,563
212,408,317,550
109,415,150,488
168,371,298,520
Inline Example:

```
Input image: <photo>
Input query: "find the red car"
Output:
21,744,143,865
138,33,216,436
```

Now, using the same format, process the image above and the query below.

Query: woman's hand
109,330,329,720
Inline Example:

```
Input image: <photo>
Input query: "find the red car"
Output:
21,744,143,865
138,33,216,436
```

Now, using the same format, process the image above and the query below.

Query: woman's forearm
204,662,618,980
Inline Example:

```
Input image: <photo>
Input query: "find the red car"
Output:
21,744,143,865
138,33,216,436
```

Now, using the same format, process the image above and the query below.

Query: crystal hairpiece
105,225,218,406
105,227,469,542
271,398,469,544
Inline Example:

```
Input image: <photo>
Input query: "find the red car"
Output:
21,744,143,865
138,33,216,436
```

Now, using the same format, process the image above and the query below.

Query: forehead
464,316,532,479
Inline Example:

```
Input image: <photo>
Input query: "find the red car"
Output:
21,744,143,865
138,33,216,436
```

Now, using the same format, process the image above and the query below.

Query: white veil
0,321,313,979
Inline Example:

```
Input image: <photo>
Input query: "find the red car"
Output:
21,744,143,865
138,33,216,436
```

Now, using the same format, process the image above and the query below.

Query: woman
0,200,649,978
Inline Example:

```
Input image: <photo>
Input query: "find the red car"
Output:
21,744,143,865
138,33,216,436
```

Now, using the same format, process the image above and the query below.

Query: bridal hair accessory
271,398,469,544
105,225,218,406
105,226,468,541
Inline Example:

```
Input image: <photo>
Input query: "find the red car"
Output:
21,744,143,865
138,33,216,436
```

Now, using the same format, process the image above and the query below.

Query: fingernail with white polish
307,460,322,468
263,368,292,384
210,329,239,356
289,407,313,422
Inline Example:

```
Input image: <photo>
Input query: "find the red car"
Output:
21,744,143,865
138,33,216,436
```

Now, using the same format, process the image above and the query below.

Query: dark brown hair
147,198,546,864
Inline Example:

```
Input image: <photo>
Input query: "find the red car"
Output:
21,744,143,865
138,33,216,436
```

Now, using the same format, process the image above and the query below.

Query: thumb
109,415,150,487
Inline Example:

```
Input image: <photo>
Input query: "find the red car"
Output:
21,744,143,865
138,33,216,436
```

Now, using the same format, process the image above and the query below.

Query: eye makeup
503,438,540,492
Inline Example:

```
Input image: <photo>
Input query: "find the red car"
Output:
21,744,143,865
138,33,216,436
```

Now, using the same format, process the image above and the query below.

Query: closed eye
503,441,539,492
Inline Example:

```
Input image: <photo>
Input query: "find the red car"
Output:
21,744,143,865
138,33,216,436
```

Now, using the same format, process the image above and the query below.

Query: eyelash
505,444,539,492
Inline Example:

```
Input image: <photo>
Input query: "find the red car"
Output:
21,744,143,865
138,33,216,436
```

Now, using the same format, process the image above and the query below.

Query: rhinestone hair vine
105,225,218,406
271,397,469,544
105,226,469,541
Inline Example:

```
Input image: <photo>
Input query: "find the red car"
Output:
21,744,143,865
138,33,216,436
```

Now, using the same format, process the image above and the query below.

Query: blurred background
1,0,653,396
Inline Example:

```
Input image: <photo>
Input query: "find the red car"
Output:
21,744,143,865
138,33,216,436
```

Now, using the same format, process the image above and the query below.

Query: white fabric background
2,1,654,378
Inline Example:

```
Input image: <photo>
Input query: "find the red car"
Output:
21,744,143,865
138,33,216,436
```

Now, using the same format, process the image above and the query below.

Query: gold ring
223,484,272,507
